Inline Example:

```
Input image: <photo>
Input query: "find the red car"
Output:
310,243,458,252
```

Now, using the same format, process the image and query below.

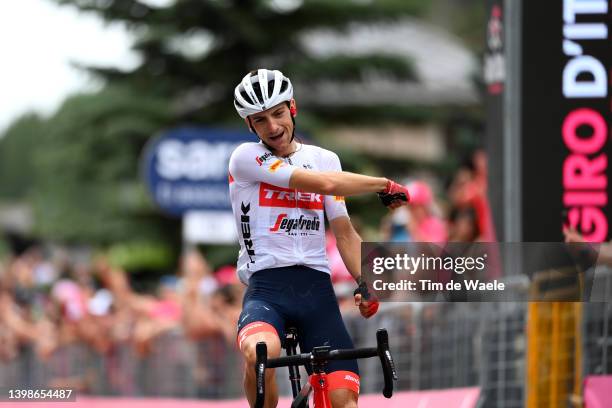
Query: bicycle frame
254,328,397,408
309,371,331,408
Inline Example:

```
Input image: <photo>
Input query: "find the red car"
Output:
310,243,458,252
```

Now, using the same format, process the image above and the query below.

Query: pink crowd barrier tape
0,387,480,408
584,375,612,408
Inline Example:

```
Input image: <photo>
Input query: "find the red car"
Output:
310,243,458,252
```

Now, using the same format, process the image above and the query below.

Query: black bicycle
254,328,398,408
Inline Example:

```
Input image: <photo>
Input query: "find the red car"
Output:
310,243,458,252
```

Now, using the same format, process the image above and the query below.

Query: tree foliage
0,113,46,199
27,87,179,245
54,0,426,123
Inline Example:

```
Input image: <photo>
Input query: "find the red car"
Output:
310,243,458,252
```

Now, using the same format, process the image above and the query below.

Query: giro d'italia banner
522,1,612,242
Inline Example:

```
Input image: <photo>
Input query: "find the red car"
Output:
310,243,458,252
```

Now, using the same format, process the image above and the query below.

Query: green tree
29,87,179,248
0,113,46,199
53,0,425,124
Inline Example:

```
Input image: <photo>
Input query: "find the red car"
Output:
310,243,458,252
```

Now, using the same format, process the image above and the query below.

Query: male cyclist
229,69,410,408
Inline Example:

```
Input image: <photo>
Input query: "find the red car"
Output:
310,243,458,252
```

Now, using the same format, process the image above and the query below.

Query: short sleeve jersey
228,142,348,284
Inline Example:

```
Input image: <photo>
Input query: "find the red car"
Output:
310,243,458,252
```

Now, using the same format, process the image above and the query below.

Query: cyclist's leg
328,377,358,408
238,299,285,408
312,337,359,408
301,321,360,408
295,272,359,408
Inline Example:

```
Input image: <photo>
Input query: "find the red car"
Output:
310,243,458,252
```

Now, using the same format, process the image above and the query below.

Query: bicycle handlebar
265,347,378,368
376,328,396,398
254,328,397,408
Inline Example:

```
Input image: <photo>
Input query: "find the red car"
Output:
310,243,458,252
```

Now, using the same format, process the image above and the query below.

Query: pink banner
585,375,612,408
0,388,480,408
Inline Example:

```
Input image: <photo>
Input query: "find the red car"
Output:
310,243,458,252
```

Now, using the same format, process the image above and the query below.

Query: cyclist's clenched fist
353,279,379,319
378,180,410,209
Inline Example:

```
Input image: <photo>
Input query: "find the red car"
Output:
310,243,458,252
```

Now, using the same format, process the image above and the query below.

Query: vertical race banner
522,1,612,242
484,0,506,240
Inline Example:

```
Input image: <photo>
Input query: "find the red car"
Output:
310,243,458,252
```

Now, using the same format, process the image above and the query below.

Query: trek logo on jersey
269,213,321,233
240,202,255,263
255,152,274,166
259,183,324,210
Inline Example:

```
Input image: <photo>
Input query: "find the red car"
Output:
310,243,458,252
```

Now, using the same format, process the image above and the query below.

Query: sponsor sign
182,211,237,244
141,127,254,216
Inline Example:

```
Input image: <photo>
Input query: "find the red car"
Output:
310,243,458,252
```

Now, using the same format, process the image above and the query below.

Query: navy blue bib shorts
237,266,359,381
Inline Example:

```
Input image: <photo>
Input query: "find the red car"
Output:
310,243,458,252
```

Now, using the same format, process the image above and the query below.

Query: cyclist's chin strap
287,101,296,144
290,116,296,143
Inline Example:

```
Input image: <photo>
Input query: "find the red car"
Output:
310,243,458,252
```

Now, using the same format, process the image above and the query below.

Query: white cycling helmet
233,69,293,118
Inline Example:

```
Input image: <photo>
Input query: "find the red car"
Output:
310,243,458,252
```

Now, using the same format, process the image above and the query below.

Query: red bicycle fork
309,372,332,408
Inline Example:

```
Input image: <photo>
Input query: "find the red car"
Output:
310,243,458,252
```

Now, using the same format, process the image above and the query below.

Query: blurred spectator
0,244,249,394
448,150,497,242
0,298,19,361
8,257,37,309
22,246,58,288
448,206,482,242
210,284,242,344
379,206,411,242
179,249,222,340
564,227,612,266
88,289,113,317
214,265,239,287
181,248,218,297
405,181,448,242
0,289,33,355
51,278,87,322
132,275,183,357
149,275,182,322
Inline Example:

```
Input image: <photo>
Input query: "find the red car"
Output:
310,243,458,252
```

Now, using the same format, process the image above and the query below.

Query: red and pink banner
584,375,612,408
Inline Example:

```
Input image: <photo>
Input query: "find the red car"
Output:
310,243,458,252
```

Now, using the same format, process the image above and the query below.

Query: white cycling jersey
228,142,349,284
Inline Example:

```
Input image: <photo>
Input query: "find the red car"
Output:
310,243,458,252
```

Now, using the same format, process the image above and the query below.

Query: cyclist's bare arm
329,216,362,282
289,168,388,196
330,215,380,318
